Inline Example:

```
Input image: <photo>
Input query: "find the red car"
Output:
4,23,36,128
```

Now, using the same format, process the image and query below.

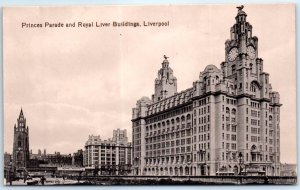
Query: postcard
3,4,296,185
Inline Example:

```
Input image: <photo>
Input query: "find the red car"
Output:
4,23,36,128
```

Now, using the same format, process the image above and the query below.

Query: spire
17,107,26,128
20,107,23,117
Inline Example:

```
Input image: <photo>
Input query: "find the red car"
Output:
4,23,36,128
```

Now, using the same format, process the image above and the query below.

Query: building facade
4,152,12,167
132,7,281,176
280,163,297,176
12,109,30,172
83,129,132,175
44,152,73,167
72,149,84,167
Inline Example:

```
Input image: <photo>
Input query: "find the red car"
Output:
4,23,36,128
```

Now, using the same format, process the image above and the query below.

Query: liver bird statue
236,5,244,11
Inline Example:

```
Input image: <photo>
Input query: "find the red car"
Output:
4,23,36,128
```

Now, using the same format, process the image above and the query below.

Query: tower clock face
247,46,256,59
228,47,238,61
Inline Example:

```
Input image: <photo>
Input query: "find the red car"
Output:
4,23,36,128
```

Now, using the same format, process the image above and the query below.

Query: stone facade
132,7,281,176
12,109,30,172
83,129,132,175
44,152,73,167
4,152,12,167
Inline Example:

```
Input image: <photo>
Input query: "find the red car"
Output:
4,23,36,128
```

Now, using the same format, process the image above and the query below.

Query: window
231,135,236,141
251,136,257,142
226,125,230,131
231,143,236,150
232,125,236,132
226,134,230,140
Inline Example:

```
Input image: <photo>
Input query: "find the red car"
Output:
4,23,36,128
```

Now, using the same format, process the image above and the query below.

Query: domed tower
12,108,30,172
153,55,177,102
223,5,260,95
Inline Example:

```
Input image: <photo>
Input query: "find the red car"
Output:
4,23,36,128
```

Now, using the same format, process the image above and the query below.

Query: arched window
17,152,22,160
251,145,257,151
232,65,236,73
231,109,236,115
18,135,22,147
204,76,207,86
226,107,230,114
250,83,256,92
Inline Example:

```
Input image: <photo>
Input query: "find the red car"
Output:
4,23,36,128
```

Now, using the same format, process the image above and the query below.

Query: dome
162,59,169,64
140,96,151,102
203,64,219,73
237,10,247,16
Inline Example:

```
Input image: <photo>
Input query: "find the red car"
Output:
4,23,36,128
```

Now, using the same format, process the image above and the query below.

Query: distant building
4,152,12,167
281,163,297,176
45,152,73,167
72,149,84,167
12,108,30,172
30,149,46,160
83,129,132,175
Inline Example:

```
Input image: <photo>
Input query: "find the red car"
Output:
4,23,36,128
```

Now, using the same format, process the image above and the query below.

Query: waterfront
4,176,297,185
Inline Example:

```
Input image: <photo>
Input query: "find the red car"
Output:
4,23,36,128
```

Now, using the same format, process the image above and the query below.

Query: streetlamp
8,162,13,185
134,157,139,175
238,152,243,175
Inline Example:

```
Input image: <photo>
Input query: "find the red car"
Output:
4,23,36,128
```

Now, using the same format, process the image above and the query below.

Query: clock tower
221,6,262,96
12,108,30,172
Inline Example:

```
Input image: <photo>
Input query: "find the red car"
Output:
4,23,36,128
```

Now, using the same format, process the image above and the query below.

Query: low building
4,152,12,167
72,149,84,167
280,163,297,176
45,152,73,167
83,129,132,175
29,149,47,160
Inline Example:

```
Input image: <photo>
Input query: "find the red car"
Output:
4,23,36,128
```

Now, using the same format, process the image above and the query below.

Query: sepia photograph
3,4,297,185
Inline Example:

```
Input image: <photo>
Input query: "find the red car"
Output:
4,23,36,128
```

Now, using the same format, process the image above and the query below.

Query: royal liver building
132,6,281,176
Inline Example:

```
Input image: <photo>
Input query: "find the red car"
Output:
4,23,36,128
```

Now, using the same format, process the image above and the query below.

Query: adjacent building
4,152,12,167
72,149,84,167
44,152,73,167
30,149,47,160
280,163,297,176
83,129,132,175
132,6,281,176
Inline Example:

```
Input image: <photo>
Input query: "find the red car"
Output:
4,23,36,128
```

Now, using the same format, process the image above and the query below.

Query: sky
3,4,296,163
